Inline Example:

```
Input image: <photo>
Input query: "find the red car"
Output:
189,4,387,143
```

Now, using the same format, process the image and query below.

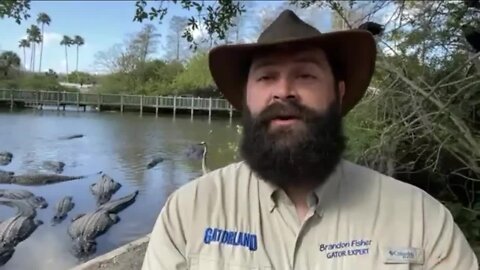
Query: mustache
255,100,309,124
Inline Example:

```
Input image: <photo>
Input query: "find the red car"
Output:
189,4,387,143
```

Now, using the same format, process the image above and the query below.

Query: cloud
43,32,63,47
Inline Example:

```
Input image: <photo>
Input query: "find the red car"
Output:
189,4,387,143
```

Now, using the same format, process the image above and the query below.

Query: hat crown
257,9,321,44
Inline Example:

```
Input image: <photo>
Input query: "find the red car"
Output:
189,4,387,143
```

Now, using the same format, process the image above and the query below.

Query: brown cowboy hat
208,9,377,116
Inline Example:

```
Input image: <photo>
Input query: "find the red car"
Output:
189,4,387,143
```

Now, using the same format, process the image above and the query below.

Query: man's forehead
250,47,329,70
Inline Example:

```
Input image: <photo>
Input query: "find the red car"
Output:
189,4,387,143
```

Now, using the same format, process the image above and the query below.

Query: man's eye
299,74,316,79
257,75,271,81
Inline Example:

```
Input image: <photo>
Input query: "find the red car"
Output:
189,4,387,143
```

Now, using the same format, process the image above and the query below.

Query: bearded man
142,9,478,270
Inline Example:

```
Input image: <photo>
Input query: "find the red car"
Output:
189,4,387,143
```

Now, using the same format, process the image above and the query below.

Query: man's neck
283,183,318,222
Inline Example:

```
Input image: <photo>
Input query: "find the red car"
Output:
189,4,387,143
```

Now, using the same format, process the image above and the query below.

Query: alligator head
27,196,48,209
0,245,14,267
71,237,97,259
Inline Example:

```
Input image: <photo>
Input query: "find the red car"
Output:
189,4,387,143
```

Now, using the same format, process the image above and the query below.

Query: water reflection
0,109,240,269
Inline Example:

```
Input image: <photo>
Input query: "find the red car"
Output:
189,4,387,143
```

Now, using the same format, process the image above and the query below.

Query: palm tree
26,24,41,72
60,35,73,82
18,39,30,70
36,12,51,72
73,35,84,72
0,51,21,77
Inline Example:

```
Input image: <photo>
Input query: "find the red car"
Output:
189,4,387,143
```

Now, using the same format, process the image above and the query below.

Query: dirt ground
71,235,150,270
82,242,147,270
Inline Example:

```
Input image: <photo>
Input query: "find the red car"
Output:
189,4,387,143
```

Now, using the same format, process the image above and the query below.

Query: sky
0,1,334,74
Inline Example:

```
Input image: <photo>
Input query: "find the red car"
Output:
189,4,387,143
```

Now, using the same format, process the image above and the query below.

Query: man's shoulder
341,159,440,206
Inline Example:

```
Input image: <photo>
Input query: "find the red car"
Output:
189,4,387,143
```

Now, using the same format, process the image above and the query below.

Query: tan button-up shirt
142,160,478,269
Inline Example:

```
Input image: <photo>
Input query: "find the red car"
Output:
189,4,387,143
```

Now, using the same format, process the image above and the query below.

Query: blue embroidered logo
203,227,258,251
319,239,372,259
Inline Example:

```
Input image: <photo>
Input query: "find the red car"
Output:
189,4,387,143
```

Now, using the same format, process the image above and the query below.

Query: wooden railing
0,89,235,112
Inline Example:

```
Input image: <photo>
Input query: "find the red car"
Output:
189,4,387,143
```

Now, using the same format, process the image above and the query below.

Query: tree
167,16,188,61
73,35,85,72
36,12,51,72
26,24,41,72
0,0,31,24
60,35,73,82
133,0,246,50
18,39,30,70
0,51,21,77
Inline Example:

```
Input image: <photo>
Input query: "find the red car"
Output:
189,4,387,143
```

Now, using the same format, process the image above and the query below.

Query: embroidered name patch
203,227,258,251
319,239,372,259
383,247,424,264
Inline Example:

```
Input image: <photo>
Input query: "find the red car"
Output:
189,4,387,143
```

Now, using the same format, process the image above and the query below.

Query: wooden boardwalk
0,89,237,122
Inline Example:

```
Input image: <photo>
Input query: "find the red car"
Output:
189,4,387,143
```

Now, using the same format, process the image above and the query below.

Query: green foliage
170,53,217,96
133,0,246,50
68,71,96,85
0,0,31,24
0,72,79,92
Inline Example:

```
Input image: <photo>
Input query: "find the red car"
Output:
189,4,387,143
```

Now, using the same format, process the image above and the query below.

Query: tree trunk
32,43,36,72
76,45,79,72
65,45,69,82
30,44,34,72
176,32,180,60
39,24,44,72
23,48,26,70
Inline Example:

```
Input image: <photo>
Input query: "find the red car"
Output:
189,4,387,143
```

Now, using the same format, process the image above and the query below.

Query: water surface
0,108,240,270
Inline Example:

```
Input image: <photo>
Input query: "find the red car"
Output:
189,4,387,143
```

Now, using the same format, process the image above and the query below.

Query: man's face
240,47,347,188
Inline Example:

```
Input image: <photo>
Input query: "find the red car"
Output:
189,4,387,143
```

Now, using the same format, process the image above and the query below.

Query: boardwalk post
190,96,194,121
57,92,61,111
76,92,80,111
140,95,143,116
120,95,124,113
9,90,13,110
35,91,39,109
229,104,233,125
155,96,159,117
97,94,101,111
208,97,212,124
173,96,177,118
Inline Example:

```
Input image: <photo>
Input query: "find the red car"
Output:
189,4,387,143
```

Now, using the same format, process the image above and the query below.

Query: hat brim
208,30,377,116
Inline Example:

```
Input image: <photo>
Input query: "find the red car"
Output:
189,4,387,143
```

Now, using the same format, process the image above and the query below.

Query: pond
0,108,241,270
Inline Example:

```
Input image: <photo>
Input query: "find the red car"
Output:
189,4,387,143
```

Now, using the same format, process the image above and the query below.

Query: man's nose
272,77,297,101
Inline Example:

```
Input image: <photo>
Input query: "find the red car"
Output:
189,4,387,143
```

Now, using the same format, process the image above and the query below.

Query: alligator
52,196,75,225
0,244,14,267
90,174,121,205
68,190,139,259
59,134,84,140
0,152,12,166
41,161,65,174
0,215,43,247
0,200,37,218
0,171,102,186
146,156,164,169
0,189,48,209
0,170,14,177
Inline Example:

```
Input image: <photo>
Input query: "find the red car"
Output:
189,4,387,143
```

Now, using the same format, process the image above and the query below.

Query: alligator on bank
0,171,102,186
52,196,75,225
0,152,13,166
90,174,121,205
68,190,139,259
0,189,48,209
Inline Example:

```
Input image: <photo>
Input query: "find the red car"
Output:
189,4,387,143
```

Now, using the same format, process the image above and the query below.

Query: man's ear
338,81,346,105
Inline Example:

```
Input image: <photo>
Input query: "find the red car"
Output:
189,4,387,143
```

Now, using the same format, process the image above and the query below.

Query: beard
240,98,346,189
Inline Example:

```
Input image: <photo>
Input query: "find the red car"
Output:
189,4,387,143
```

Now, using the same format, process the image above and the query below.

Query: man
142,9,478,269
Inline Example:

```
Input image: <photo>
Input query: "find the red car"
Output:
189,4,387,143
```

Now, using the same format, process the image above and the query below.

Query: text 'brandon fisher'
320,239,372,259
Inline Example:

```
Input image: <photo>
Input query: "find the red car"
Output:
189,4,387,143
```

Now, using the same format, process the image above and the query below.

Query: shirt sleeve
141,190,189,270
423,193,479,269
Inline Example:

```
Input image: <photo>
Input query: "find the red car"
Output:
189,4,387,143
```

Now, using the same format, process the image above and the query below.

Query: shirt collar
255,160,345,213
